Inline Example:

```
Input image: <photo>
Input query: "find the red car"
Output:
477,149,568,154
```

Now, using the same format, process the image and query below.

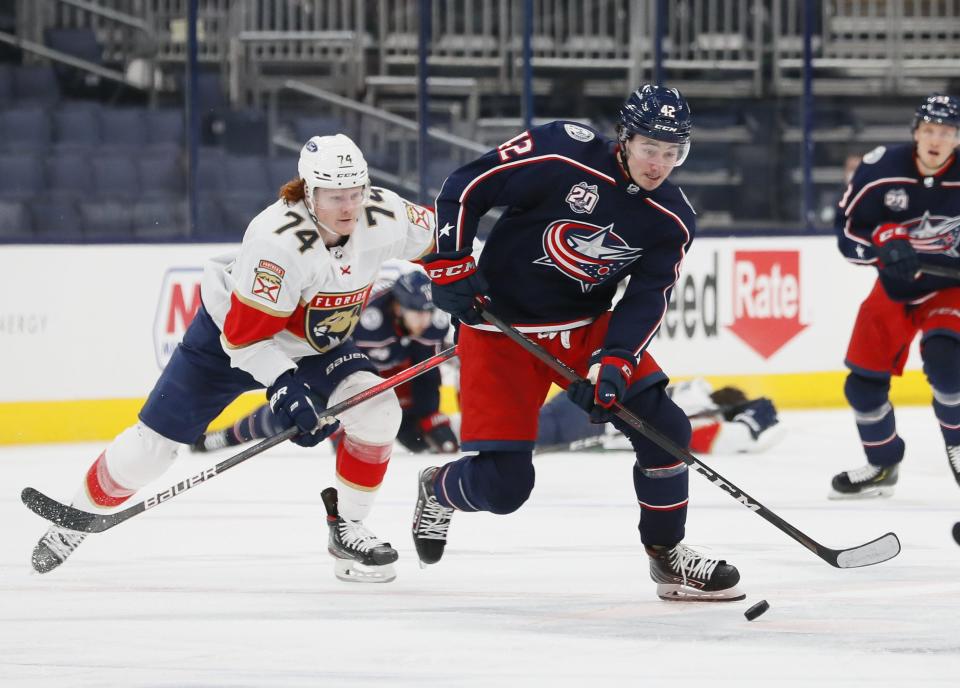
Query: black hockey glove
422,248,488,325
419,413,460,453
731,398,778,440
566,349,635,423
872,223,920,283
267,370,340,448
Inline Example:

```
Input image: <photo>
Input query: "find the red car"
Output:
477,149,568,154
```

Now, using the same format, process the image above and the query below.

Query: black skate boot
646,543,745,601
321,487,397,583
946,445,960,487
412,466,454,566
829,462,899,499
31,525,88,574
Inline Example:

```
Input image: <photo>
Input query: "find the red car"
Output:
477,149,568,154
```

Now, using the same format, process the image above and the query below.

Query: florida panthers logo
907,211,960,257
535,220,644,292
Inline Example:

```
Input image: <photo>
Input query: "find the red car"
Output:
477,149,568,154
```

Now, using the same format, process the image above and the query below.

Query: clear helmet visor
310,183,371,211
626,135,691,167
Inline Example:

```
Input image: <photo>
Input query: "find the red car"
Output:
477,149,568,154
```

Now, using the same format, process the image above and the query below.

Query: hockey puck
744,599,770,621
953,521,960,546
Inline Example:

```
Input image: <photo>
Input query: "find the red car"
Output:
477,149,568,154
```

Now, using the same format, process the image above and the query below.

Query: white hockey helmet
298,134,369,198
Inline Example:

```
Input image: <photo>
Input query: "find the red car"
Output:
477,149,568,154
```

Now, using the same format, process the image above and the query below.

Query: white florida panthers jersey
202,187,435,385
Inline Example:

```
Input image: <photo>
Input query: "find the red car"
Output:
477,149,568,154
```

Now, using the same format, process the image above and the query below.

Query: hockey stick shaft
478,307,900,568
22,345,459,533
919,263,960,280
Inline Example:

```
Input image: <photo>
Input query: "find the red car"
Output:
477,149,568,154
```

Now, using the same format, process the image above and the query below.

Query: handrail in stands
0,30,149,91
269,79,488,199
56,0,152,33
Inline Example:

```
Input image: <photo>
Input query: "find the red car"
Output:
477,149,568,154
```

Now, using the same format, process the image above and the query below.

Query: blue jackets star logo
907,211,960,257
536,220,644,292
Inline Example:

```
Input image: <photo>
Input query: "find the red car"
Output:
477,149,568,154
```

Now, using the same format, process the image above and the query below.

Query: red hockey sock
84,452,136,507
336,437,391,491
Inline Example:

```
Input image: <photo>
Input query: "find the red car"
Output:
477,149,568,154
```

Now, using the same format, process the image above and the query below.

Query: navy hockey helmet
392,271,434,312
617,84,693,146
912,94,960,131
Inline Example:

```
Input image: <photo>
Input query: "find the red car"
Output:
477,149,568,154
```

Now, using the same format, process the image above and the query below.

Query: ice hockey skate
321,487,397,583
946,445,960,487
646,543,745,601
829,463,899,499
412,466,454,566
31,524,88,574
190,429,235,453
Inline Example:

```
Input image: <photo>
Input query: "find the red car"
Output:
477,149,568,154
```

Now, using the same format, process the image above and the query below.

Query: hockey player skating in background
413,84,746,601
537,378,782,454
30,134,436,583
193,270,458,456
831,93,960,498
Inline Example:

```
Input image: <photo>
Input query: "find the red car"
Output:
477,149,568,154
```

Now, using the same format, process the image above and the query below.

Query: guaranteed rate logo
727,250,807,359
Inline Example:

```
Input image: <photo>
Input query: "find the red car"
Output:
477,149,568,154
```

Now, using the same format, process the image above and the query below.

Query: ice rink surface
1,407,959,687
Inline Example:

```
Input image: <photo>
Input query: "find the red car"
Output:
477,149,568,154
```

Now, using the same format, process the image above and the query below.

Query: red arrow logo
727,250,807,359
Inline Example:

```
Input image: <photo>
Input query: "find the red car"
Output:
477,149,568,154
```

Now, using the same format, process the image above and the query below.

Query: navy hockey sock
922,336,960,446
431,450,534,514
231,405,281,444
611,384,691,546
845,373,904,467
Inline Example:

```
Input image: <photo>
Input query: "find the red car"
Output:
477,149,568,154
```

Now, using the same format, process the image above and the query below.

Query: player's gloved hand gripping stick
422,249,488,325
478,304,901,569
21,345,459,534
267,370,340,447
872,223,921,282
566,349,635,422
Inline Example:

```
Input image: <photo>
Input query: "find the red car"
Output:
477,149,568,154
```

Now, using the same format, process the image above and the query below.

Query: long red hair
279,178,306,203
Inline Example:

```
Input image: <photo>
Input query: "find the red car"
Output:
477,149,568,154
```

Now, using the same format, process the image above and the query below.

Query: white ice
1,408,959,687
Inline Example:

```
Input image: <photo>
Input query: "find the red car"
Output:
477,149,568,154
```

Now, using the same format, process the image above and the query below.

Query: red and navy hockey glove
419,413,459,453
267,370,340,447
422,249,488,325
872,223,920,283
566,349,636,423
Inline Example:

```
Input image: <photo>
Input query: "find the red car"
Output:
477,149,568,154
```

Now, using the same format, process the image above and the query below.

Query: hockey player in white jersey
30,134,435,583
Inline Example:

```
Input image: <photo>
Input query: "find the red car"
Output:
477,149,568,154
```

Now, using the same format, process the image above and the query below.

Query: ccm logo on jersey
426,257,477,284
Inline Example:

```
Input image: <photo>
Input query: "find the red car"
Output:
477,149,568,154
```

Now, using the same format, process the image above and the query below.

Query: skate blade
656,583,746,602
332,558,396,584
827,485,896,500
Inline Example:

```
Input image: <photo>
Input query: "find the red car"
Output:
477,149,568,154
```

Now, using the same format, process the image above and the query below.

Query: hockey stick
21,345,459,533
478,306,900,568
919,263,960,280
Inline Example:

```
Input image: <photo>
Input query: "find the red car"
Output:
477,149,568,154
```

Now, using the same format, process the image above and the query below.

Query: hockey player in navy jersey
412,84,745,602
831,93,960,498
193,270,459,455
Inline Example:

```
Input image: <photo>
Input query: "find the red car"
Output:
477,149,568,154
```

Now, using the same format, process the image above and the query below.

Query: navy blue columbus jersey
434,120,696,360
836,143,960,302
353,289,450,418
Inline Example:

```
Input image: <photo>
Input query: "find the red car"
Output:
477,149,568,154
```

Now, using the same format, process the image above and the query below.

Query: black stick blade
832,532,901,568
21,487,109,533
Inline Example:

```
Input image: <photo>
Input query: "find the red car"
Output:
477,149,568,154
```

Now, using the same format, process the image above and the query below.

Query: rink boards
0,237,932,444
